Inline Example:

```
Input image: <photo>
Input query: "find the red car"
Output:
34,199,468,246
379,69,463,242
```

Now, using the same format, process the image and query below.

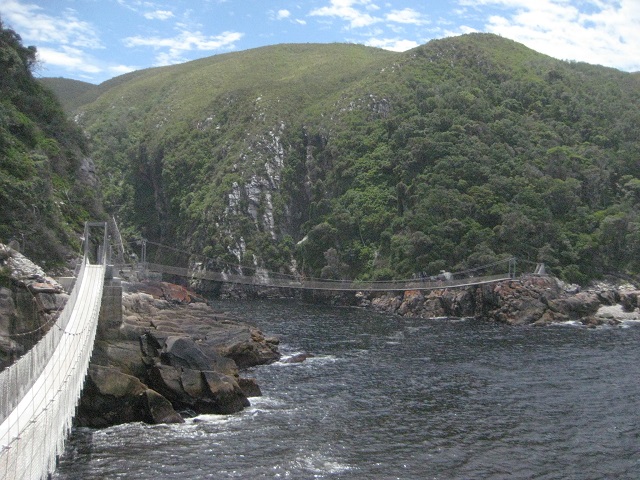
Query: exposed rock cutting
0,244,69,369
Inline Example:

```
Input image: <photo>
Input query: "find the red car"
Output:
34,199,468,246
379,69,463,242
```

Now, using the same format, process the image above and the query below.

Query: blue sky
0,0,638,84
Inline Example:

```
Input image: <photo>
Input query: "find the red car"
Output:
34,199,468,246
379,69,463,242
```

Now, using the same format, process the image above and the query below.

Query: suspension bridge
144,258,517,292
0,226,539,479
131,239,524,292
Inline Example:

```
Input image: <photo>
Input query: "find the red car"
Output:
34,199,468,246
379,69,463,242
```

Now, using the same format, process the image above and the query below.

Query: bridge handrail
0,260,105,480
0,258,87,426
134,238,517,286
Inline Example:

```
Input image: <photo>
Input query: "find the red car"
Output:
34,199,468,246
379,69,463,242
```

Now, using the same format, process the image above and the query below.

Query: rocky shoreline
2,243,639,429
0,244,281,427
354,275,640,328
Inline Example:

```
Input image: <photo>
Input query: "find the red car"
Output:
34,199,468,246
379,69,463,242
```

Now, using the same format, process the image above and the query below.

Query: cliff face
0,244,68,370
359,276,640,327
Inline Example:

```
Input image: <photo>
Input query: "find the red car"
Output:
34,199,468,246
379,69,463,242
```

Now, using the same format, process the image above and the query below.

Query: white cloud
108,64,138,76
124,30,244,65
457,0,640,71
365,37,419,51
385,8,427,25
272,8,306,24
34,45,138,80
0,0,110,79
116,0,154,12
36,46,101,73
144,10,175,21
0,0,102,49
310,0,381,29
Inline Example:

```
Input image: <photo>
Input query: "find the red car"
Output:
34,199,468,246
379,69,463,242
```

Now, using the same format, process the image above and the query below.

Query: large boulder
76,365,183,427
204,324,281,369
161,335,213,370
147,364,249,414
91,339,149,378
546,292,602,319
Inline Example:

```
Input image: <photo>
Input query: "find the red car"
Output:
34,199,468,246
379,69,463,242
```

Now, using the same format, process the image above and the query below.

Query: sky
0,0,638,84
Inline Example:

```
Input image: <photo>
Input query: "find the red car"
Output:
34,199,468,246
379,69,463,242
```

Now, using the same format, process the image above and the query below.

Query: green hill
0,20,103,266
71,34,640,283
38,77,97,113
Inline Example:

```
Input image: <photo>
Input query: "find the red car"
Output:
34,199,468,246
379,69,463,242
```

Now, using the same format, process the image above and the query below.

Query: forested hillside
0,20,102,267
56,34,640,284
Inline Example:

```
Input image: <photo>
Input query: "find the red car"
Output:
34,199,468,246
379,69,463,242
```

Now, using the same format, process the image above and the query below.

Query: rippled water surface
55,300,640,479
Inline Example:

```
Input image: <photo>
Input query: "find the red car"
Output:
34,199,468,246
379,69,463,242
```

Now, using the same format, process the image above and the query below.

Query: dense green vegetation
52,34,640,283
0,19,102,266
298,35,640,283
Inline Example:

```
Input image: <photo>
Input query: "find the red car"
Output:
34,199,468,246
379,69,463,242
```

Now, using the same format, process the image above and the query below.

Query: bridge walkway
129,240,522,293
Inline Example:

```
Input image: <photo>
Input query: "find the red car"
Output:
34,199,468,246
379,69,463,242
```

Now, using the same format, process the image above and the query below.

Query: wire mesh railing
118,238,539,292
0,222,107,480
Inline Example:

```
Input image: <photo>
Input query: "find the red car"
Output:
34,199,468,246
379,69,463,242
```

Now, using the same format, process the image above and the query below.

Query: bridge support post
98,276,122,339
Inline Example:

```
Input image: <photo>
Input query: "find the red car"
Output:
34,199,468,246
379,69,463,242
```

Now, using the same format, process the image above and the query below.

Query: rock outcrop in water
76,280,280,427
357,275,640,327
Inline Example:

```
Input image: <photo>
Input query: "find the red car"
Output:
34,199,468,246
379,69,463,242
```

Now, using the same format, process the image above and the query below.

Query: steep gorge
46,34,640,285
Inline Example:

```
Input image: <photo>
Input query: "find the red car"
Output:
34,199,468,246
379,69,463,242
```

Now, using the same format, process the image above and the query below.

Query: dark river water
54,300,640,479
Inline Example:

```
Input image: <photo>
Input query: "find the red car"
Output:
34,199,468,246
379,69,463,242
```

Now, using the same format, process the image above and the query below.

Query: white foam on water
554,320,583,328
306,354,339,364
277,351,308,363
185,414,234,425
246,395,285,409
291,451,354,476
275,353,339,366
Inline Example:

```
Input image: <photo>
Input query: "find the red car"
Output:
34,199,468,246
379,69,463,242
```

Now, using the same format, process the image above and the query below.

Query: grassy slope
84,43,395,127
38,77,97,113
